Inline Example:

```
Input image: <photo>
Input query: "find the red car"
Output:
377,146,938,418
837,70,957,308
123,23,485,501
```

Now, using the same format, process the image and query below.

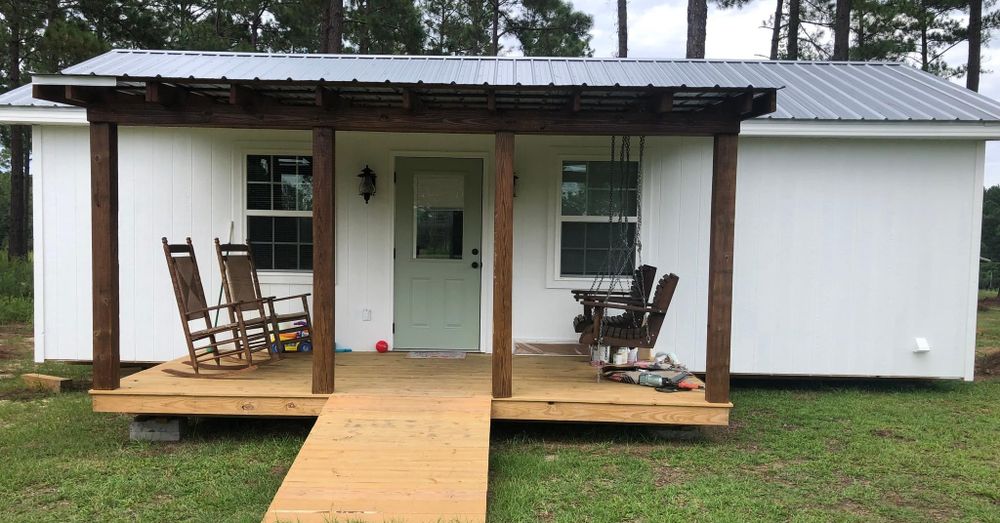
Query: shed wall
31,126,981,379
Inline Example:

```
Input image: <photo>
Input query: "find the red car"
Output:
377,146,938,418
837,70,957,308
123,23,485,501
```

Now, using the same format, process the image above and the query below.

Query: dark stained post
312,128,336,394
706,133,738,404
492,131,514,398
90,122,120,390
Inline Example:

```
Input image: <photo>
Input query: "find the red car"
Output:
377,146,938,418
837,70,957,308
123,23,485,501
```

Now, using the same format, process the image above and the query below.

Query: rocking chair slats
215,239,313,354
163,237,279,373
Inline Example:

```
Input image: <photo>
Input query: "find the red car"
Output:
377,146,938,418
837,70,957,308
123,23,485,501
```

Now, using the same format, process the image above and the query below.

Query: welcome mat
405,351,467,359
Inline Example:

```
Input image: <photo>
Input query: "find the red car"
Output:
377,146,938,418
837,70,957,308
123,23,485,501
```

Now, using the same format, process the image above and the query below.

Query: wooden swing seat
578,273,680,349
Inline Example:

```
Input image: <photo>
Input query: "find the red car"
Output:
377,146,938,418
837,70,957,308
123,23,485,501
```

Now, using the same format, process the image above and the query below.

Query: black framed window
559,160,638,277
246,154,313,271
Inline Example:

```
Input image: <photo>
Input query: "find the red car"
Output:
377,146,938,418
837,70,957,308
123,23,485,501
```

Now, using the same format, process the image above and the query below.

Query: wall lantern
358,165,377,204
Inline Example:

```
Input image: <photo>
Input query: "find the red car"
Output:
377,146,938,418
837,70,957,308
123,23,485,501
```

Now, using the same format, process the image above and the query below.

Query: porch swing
569,136,680,361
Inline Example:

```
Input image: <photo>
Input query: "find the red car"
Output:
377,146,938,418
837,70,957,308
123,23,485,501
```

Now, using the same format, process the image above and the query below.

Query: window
246,154,313,271
414,174,465,260
558,160,638,277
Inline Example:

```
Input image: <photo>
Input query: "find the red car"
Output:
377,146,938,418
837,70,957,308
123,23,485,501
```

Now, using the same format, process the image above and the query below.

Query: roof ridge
106,48,904,66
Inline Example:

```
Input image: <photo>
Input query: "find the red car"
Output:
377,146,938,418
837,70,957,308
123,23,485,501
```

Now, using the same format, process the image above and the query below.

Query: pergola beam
705,133,738,404
492,131,515,399
90,122,120,390
84,102,741,136
311,128,336,394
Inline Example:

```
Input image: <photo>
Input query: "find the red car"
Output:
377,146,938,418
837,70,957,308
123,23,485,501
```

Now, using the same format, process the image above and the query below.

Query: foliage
510,0,594,56
982,186,1000,263
0,252,31,324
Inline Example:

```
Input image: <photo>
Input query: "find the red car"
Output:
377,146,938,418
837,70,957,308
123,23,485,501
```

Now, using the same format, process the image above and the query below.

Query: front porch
91,352,730,425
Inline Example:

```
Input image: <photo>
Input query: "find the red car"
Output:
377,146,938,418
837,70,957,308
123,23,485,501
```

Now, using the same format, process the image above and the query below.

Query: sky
564,0,1000,187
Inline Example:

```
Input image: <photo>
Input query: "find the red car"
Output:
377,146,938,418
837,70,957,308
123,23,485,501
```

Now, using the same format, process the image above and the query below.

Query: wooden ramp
264,394,492,523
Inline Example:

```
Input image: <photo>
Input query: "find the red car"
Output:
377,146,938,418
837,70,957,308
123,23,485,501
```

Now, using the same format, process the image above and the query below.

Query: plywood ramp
264,394,492,523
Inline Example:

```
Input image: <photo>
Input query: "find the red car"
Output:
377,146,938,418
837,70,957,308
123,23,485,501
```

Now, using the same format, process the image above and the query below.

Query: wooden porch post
90,122,120,390
312,128,336,394
492,131,514,398
705,133,738,404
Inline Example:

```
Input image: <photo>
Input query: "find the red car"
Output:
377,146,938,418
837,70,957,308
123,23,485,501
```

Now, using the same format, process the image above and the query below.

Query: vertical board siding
33,127,980,379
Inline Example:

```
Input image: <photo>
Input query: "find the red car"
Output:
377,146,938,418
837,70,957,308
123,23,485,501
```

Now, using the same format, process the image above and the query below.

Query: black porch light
358,165,376,204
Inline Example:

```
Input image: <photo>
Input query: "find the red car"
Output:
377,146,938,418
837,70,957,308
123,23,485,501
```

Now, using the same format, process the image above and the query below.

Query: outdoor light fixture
358,165,376,204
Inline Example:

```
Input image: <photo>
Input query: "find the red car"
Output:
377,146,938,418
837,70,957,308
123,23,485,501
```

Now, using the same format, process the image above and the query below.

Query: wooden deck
264,394,492,522
91,353,731,426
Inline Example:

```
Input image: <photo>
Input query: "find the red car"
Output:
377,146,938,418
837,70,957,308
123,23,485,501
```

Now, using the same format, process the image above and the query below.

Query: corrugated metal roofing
0,84,67,107
6,48,1000,121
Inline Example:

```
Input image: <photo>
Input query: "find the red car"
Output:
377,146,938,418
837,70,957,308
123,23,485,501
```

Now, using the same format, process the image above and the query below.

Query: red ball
375,340,389,353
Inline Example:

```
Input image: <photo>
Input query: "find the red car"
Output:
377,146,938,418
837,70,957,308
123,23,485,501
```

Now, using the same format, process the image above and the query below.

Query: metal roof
5,48,1000,121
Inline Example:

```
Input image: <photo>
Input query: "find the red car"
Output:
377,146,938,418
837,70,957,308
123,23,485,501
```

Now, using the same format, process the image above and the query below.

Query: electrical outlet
361,308,372,321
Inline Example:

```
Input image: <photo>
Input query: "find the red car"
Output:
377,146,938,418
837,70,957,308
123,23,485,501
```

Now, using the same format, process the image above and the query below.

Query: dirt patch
0,324,33,360
653,464,688,487
0,389,50,401
975,349,1000,380
871,428,915,442
270,465,289,477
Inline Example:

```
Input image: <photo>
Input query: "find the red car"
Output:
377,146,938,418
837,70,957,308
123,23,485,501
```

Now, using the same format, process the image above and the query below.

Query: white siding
32,126,982,379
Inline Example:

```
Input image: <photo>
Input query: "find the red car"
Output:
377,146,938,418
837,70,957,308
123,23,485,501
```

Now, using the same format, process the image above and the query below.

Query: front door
393,157,483,350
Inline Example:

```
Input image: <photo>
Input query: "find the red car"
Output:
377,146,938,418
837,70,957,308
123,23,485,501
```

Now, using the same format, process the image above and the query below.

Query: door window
413,174,465,260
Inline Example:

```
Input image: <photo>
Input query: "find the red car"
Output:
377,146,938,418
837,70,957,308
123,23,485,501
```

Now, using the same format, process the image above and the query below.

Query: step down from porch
264,394,493,523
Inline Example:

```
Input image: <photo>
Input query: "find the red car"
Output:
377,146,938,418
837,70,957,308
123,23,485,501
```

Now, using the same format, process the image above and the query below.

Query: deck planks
91,353,730,425
264,394,492,523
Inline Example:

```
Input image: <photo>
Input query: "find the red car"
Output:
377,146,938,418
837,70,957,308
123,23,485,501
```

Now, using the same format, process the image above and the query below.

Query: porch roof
11,49,1000,122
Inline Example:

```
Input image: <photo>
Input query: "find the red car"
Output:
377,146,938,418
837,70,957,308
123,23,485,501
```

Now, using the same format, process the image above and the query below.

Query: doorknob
471,261,480,269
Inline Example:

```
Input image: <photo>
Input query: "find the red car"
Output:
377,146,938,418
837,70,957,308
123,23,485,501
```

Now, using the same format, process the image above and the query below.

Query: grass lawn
0,321,997,523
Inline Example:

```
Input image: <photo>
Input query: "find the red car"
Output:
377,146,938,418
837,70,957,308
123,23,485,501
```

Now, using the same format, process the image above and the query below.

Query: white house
2,50,997,381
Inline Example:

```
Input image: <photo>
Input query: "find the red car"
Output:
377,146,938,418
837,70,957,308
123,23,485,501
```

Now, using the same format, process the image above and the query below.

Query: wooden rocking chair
215,239,313,354
578,273,680,351
162,238,277,373
571,264,658,334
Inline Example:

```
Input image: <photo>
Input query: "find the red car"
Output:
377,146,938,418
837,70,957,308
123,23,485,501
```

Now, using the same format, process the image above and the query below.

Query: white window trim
236,144,314,274
546,151,642,289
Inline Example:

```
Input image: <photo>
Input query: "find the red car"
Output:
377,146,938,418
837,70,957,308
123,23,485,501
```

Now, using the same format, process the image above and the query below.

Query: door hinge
394,171,397,183
392,322,395,333
393,247,396,259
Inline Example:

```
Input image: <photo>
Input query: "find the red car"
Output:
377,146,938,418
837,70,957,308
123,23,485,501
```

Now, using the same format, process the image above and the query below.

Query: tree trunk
787,0,800,60
321,0,344,53
920,19,928,71
359,0,372,54
491,0,500,56
617,0,628,57
968,0,982,91
686,0,707,59
770,0,783,59
832,0,850,60
8,126,26,259
7,18,26,259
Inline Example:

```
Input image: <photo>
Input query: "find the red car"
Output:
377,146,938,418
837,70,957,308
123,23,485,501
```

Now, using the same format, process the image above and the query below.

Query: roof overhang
741,119,1000,139
28,75,778,136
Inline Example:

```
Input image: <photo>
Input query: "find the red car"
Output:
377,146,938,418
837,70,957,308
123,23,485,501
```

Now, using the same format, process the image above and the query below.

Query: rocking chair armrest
571,289,632,297
268,293,311,303
579,299,665,315
187,299,266,316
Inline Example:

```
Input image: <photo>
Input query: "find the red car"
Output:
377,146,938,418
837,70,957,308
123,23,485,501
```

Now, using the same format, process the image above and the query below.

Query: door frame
387,149,494,353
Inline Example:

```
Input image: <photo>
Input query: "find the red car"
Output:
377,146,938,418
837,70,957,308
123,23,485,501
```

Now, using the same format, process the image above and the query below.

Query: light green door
394,157,483,350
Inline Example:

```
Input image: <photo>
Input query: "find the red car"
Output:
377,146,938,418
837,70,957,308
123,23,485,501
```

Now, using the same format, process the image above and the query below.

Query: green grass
0,253,32,324
0,319,998,522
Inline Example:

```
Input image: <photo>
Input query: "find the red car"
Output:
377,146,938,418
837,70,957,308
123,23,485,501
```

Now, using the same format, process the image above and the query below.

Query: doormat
405,351,467,359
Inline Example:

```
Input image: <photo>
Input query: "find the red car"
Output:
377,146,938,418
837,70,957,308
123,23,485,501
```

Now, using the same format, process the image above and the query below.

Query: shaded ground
0,320,997,522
